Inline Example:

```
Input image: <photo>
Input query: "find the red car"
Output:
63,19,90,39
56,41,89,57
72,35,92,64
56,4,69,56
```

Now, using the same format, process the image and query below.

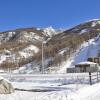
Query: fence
89,71,100,85
0,72,100,85
0,73,91,84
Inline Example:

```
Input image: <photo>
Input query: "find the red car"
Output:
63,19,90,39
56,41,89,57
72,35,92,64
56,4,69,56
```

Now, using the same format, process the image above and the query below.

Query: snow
85,19,100,23
58,60,74,73
0,55,6,64
43,26,57,37
19,31,42,42
0,73,100,100
74,38,99,63
59,48,69,55
0,52,12,64
58,37,100,73
0,70,5,73
79,29,88,34
23,45,39,53
8,32,16,38
19,52,28,58
92,22,97,27
19,45,39,58
89,19,100,21
1,21,100,99
0,76,14,94
81,19,100,27
91,20,100,27
0,73,90,100
59,50,66,55
36,28,41,30
77,61,97,65
67,82,100,100
91,21,100,27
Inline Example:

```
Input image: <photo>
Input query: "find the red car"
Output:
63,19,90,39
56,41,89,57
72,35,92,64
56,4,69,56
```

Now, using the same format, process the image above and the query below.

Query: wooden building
75,61,98,73
88,57,100,65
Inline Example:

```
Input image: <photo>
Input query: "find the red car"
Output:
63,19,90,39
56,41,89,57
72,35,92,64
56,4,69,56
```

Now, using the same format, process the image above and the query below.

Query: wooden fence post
89,72,92,85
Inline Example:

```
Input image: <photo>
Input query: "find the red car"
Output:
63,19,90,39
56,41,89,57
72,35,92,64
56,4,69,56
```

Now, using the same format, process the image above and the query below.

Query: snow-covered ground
0,84,88,100
0,73,88,100
0,73,100,100
67,82,100,100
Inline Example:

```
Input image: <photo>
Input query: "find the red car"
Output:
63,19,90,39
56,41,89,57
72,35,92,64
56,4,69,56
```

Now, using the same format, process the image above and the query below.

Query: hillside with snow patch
0,19,100,73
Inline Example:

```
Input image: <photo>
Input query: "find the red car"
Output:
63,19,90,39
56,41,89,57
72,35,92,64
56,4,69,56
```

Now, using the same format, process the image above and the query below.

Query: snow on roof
77,61,97,65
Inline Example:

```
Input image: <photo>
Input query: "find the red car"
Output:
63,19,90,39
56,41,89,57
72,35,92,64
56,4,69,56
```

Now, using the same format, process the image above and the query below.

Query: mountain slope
0,19,100,73
58,36,100,73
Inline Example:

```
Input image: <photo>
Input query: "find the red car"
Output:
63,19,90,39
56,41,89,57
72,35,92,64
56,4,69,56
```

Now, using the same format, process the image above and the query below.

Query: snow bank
68,82,100,100
0,76,14,94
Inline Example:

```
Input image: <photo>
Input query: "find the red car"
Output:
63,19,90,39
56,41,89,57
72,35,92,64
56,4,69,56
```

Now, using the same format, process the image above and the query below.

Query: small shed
75,61,99,73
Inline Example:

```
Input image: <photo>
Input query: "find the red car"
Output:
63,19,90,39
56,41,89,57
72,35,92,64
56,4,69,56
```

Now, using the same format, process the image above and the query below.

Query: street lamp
41,39,44,74
41,36,47,74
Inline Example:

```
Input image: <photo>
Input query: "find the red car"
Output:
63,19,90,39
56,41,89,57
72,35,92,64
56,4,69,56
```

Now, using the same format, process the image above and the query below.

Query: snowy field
0,81,88,100
1,81,100,100
0,73,100,100
0,73,90,84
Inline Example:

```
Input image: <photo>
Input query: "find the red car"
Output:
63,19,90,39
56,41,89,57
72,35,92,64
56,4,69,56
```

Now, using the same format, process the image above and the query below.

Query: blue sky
0,0,100,32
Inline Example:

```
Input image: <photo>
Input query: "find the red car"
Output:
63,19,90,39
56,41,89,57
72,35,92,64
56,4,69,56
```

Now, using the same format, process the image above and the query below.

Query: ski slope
58,36,100,73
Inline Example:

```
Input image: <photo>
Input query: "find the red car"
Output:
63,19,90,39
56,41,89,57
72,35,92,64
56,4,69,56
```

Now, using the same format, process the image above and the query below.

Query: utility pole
41,36,47,74
42,38,44,74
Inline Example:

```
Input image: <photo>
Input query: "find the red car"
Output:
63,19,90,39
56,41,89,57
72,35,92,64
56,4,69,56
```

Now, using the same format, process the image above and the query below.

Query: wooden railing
89,72,100,85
